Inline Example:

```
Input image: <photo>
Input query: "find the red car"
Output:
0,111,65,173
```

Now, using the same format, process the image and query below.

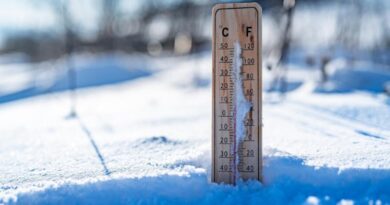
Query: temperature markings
219,115,233,118
212,2,262,184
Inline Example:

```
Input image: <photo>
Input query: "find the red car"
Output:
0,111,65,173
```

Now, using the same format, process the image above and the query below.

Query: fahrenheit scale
212,3,262,184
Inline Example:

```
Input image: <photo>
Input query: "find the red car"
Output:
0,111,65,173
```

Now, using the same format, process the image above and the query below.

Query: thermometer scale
212,3,262,184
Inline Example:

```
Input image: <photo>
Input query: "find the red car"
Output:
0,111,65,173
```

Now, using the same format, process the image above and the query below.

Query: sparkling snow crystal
232,41,252,181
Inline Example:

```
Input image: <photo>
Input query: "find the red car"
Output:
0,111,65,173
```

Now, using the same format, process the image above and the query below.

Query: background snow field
0,54,389,204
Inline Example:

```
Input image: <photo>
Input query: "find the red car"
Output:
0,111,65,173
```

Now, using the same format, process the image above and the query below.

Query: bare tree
268,0,295,97
63,3,77,118
100,0,119,50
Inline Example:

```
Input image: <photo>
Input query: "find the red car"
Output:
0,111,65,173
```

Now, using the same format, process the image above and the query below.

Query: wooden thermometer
212,3,262,184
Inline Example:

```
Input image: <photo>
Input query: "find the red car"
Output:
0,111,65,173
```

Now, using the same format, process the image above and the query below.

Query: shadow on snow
0,55,152,104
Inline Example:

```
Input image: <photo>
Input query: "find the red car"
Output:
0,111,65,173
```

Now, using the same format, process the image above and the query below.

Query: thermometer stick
212,3,262,184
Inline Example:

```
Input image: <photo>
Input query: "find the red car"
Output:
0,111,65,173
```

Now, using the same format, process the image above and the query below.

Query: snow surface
232,42,252,182
0,52,389,204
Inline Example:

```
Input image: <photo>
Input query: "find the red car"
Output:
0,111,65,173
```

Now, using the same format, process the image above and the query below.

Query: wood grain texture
212,2,262,184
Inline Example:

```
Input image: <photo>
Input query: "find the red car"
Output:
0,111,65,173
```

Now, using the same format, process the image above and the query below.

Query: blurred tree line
0,0,214,62
0,0,389,65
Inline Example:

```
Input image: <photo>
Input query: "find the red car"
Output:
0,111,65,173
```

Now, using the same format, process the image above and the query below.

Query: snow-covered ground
0,52,389,204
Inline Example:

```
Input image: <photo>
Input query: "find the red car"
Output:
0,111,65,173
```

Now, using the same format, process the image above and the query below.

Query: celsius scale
212,3,262,184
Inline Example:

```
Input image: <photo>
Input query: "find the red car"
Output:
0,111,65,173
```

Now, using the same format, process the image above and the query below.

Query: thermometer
212,2,262,184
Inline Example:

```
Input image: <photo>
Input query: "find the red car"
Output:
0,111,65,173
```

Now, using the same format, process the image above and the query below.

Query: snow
0,52,389,204
0,53,154,104
232,42,252,182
